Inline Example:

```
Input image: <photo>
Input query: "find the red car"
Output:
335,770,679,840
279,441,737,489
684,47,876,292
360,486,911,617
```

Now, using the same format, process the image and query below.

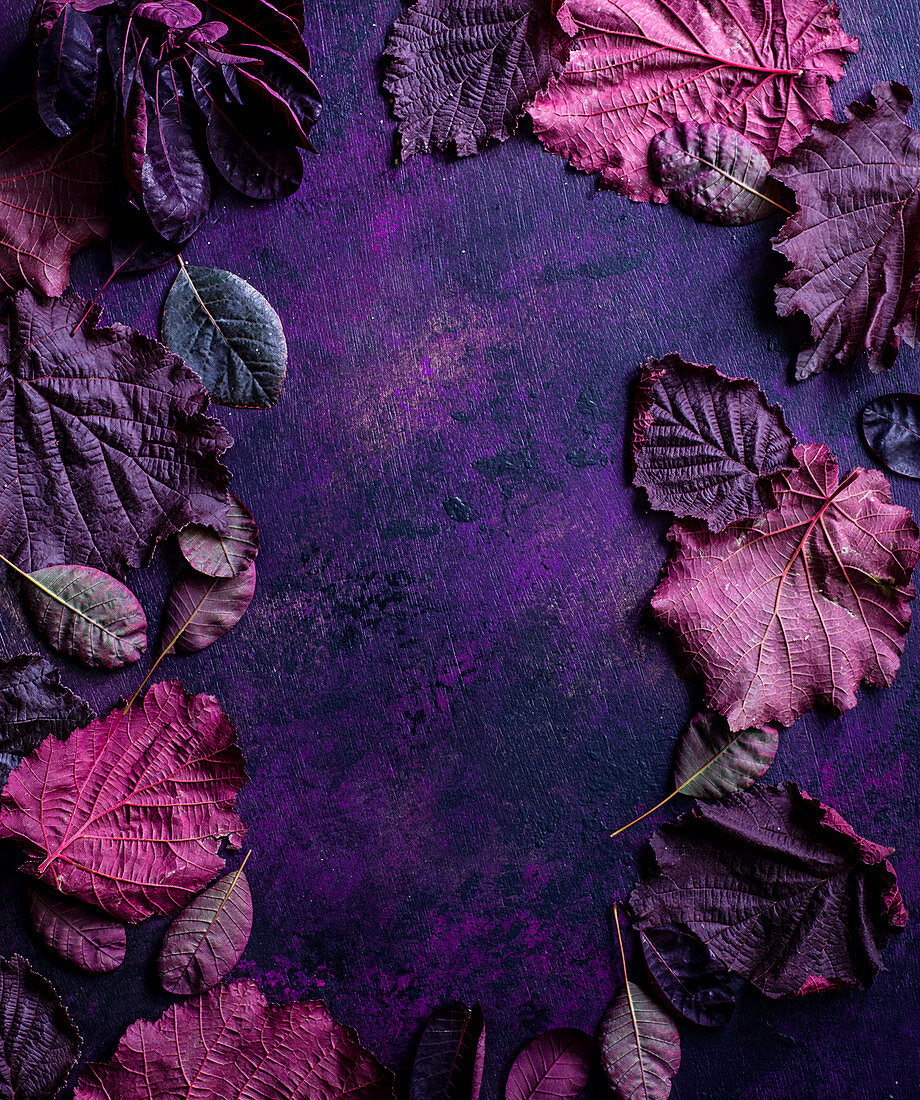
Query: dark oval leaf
19,564,147,670
162,563,256,654
28,889,127,974
639,928,735,1028
177,494,259,578
672,712,779,799
237,45,321,145
158,863,253,994
598,981,680,1100
205,98,304,199
161,263,287,408
650,122,787,226
860,393,920,478
36,7,99,138
505,1028,593,1100
411,1001,485,1100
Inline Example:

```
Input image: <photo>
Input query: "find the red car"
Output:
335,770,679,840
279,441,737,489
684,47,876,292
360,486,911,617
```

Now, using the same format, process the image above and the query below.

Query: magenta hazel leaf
178,495,259,578
28,889,127,974
163,562,257,653
505,1028,593,1100
411,1001,486,1100
597,982,680,1100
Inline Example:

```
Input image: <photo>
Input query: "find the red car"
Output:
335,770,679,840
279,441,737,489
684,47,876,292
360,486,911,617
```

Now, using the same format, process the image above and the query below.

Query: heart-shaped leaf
36,6,99,138
135,1,202,31
598,982,680,1100
177,495,259,578
650,122,789,226
411,1001,485,1100
505,1028,593,1100
28,889,126,974
163,563,256,654
639,928,735,1028
161,261,287,408
673,712,779,799
15,562,147,670
861,393,920,478
158,856,253,994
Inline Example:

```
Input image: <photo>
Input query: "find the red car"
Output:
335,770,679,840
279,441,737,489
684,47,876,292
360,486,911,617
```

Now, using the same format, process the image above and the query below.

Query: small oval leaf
162,563,256,654
506,1028,593,1100
36,7,99,138
161,262,287,408
158,863,252,995
598,982,680,1100
411,1001,485,1100
672,711,780,799
860,393,920,478
639,928,735,1028
177,494,259,578
18,564,147,669
650,122,787,226
28,889,126,974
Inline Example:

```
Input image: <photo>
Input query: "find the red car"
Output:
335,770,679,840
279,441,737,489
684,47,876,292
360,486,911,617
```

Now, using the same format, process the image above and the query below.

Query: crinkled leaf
161,262,288,408
163,563,256,653
0,955,81,1100
28,889,126,974
529,0,857,201
411,1001,485,1100
18,563,147,670
0,102,108,295
861,393,920,479
0,291,231,576
384,0,571,158
178,494,259,578
632,356,797,530
639,928,735,1028
158,864,252,994
652,442,920,730
672,711,779,799
650,122,786,226
74,981,395,1100
773,83,920,379
505,1028,593,1100
36,6,99,138
597,982,679,1100
630,783,908,997
0,679,246,922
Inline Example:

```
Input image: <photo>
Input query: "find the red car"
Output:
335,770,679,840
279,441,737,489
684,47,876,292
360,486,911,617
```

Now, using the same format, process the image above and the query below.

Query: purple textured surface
0,2,919,1097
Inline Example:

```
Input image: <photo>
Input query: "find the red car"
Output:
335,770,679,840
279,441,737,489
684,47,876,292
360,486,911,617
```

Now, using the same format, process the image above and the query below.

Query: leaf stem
0,553,122,640
613,903,650,1100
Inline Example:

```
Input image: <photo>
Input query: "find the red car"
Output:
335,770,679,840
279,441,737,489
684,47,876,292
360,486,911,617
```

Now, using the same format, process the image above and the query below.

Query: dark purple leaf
860,393,920,478
109,198,183,274
505,1028,593,1100
36,6,99,138
237,44,321,145
411,1001,485,1100
630,783,908,997
632,356,797,531
134,0,202,29
597,983,679,1100
162,563,256,653
206,96,303,199
639,928,735,1027
28,889,126,974
122,72,148,193
207,0,310,65
178,494,259,578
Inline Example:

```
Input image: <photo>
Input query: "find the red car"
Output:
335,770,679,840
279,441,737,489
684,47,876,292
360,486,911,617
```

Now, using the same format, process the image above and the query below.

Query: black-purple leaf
206,98,303,200
36,6,99,138
860,393,920,478
411,1001,485,1100
237,45,321,146
639,928,735,1027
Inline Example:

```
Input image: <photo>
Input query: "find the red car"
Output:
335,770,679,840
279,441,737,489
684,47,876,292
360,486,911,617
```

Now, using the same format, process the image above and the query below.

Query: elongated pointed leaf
672,712,779,799
639,928,734,1028
28,889,126,974
163,563,256,654
411,1001,485,1100
19,563,147,670
36,7,99,138
861,393,920,478
505,1028,593,1100
178,495,259,578
158,865,253,994
162,264,287,408
598,982,680,1100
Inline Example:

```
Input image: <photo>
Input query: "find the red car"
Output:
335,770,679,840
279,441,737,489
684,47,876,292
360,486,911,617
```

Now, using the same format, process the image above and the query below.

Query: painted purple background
2,2,920,1097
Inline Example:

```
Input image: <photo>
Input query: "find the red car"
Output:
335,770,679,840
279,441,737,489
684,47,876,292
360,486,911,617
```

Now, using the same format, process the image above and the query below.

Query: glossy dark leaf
597,982,680,1100
205,96,304,199
673,712,779,799
162,262,287,408
36,6,99,138
630,783,907,997
505,1028,593,1100
207,0,311,65
28,889,126,974
178,494,259,578
861,393,920,478
650,122,787,226
158,861,253,994
632,356,797,530
411,1001,485,1100
639,928,735,1027
18,563,147,670
237,45,321,145
162,563,256,653
0,290,231,576
0,955,81,1100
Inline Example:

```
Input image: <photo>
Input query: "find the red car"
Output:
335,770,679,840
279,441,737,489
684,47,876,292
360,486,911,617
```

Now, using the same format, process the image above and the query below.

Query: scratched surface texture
1,2,920,1098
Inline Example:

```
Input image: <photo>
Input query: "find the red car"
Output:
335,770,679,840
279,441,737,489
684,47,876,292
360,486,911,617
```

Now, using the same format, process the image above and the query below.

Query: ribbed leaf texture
163,563,257,653
178,494,259,578
28,890,126,974
505,1028,593,1100
597,982,680,1100
410,1001,485,1100
672,711,779,798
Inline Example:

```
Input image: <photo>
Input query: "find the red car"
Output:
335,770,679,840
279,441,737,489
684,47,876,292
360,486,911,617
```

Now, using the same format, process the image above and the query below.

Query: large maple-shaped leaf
0,291,232,576
0,679,246,922
773,83,920,379
652,442,920,730
528,0,857,201
630,783,908,997
384,0,571,157
74,981,395,1100
0,100,109,296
